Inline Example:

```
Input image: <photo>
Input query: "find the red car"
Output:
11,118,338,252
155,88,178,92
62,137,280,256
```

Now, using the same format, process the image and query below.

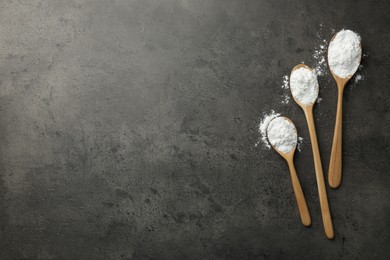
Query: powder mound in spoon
328,29,362,78
290,67,319,105
267,117,297,153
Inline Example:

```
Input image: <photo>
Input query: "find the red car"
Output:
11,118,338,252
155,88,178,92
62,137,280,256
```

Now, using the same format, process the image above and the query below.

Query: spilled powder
281,94,290,104
328,29,362,78
257,110,280,148
281,75,289,89
313,41,327,76
267,117,297,153
313,24,328,76
290,67,319,105
280,75,290,104
351,61,367,88
297,137,304,152
354,74,363,84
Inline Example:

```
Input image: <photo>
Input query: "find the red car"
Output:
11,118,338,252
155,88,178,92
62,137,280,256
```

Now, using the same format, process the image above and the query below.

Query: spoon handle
304,107,334,240
286,159,311,227
328,86,345,188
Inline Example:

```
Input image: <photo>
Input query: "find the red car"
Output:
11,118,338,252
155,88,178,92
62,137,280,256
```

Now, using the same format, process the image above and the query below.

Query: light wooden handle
304,108,334,240
328,86,344,188
287,160,311,226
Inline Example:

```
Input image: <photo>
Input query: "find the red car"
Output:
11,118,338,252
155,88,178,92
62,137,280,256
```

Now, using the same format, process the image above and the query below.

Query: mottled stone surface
0,0,389,259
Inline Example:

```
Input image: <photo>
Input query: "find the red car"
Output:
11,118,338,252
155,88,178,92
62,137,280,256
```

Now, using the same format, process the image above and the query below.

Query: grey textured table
0,0,389,259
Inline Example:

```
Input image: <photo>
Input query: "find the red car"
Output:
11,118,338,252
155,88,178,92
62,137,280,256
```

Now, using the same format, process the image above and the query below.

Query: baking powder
290,67,319,105
328,29,362,78
267,117,297,153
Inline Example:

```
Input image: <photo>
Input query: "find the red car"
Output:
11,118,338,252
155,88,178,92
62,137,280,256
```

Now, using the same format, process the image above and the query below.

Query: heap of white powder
267,117,297,153
290,67,319,105
328,29,362,78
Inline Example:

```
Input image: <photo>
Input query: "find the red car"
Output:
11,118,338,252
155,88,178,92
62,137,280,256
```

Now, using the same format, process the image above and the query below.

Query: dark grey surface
0,0,389,259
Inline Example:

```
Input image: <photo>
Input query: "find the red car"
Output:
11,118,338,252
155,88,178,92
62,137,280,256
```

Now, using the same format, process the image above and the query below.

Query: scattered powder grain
354,74,363,84
281,75,289,89
297,137,304,152
313,24,328,76
257,110,280,148
281,94,290,104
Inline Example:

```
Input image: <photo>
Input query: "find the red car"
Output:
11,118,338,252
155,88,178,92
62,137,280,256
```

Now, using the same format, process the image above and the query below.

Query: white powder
281,94,290,104
280,75,290,104
267,117,297,153
290,67,319,105
257,110,280,148
313,24,328,76
297,137,304,152
328,29,362,78
354,74,363,84
281,75,289,89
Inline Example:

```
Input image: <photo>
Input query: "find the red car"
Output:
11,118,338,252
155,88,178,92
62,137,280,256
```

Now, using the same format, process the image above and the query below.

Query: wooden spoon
267,117,311,227
327,34,362,189
290,64,334,239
